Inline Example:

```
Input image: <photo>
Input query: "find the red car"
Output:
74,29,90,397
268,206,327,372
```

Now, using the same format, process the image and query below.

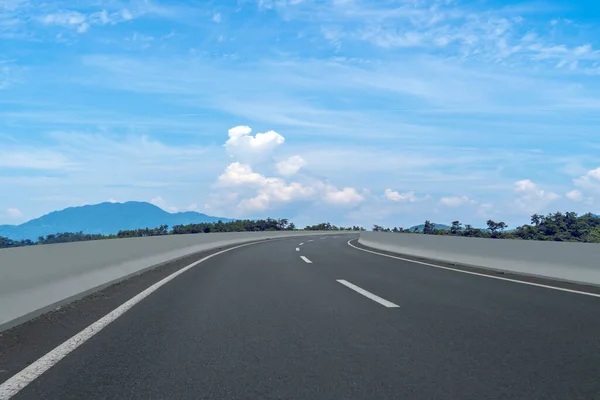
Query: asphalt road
3,235,600,399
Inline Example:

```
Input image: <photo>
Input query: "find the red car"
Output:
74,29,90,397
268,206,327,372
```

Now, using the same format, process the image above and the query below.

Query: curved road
2,235,600,399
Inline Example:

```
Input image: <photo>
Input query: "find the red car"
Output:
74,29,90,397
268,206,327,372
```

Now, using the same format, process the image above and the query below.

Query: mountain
408,223,451,232
0,202,233,241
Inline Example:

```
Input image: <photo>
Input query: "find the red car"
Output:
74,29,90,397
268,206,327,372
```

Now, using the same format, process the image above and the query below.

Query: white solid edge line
336,279,400,308
300,256,313,264
0,240,269,400
347,240,600,298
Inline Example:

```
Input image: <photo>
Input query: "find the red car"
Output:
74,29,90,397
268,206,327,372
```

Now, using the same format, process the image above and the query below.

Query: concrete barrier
0,231,350,331
359,232,600,286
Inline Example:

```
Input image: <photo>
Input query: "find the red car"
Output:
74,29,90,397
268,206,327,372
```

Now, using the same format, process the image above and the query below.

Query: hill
0,202,232,241
408,223,451,232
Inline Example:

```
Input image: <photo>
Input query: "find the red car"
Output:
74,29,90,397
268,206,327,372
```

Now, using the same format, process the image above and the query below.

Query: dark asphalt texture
1,239,284,385
6,235,600,399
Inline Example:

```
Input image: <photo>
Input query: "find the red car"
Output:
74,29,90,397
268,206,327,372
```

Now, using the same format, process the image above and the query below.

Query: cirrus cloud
440,196,476,207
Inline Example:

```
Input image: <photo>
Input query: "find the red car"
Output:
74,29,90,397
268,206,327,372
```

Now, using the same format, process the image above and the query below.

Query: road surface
2,235,600,399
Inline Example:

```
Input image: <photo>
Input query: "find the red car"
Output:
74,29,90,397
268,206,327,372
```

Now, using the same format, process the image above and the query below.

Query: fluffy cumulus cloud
238,181,316,211
276,155,306,176
563,167,600,204
322,186,364,205
384,189,429,203
218,162,270,186
224,126,285,162
218,163,316,212
513,179,559,213
573,167,600,194
214,125,365,214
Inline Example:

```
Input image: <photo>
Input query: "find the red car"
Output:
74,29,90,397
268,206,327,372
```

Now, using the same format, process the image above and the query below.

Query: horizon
2,0,600,229
2,200,595,231
0,200,438,228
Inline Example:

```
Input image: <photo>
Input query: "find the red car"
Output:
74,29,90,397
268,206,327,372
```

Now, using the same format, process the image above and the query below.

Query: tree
486,220,507,237
497,222,508,233
423,220,435,235
450,220,462,235
0,236,16,248
372,224,385,232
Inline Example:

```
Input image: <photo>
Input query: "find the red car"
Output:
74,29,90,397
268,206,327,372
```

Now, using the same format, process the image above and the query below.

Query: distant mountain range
408,223,451,232
0,202,233,241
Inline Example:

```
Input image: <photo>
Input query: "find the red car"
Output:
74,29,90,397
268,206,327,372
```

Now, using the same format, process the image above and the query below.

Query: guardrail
0,231,352,332
359,232,600,286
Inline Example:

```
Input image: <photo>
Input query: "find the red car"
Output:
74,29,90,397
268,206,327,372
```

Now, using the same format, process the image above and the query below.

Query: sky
1,0,600,229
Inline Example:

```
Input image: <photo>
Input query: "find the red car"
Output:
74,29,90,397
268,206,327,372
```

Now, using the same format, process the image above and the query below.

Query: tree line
3,211,599,249
303,222,366,231
373,212,600,243
0,219,365,249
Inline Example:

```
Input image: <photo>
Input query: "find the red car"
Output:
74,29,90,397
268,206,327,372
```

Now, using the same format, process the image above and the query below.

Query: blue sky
1,0,600,229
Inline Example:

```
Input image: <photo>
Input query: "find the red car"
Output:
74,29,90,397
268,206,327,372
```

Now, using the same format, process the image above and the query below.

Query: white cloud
38,7,136,34
384,189,428,202
276,155,306,176
565,190,583,201
439,196,475,207
239,192,270,211
569,167,600,205
218,162,270,186
150,197,179,213
185,203,199,211
513,179,560,213
266,181,315,202
216,161,316,211
260,0,600,74
41,11,86,26
94,10,110,25
237,179,316,212
121,9,133,21
6,208,23,218
214,126,365,213
77,23,89,33
212,12,221,23
587,167,600,180
0,150,74,169
573,167,600,192
224,126,285,161
323,186,364,205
